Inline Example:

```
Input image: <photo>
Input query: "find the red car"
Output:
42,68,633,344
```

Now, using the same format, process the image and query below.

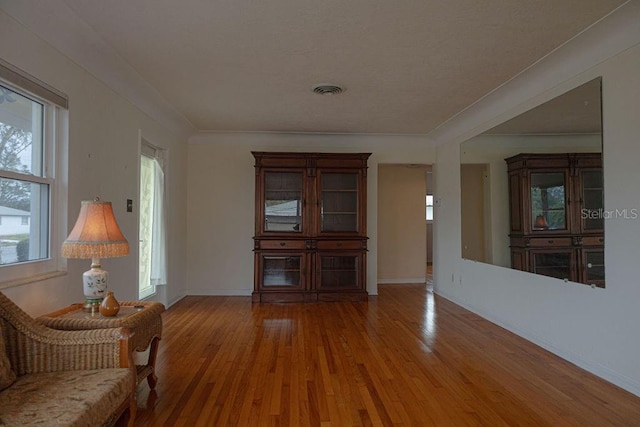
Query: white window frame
0,60,68,288
426,194,434,221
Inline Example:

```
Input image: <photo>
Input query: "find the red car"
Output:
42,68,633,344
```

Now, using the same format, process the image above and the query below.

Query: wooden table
38,301,165,389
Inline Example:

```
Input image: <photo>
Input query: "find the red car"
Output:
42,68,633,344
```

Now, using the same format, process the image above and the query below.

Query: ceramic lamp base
82,258,109,309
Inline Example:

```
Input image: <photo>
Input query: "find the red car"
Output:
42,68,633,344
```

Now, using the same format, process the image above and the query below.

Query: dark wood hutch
252,152,370,302
506,153,604,287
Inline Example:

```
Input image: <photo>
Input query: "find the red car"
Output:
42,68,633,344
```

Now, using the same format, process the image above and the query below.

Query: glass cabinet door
583,249,605,288
317,254,359,290
530,172,567,231
531,251,573,281
264,172,303,233
580,170,604,232
319,172,359,233
262,255,302,288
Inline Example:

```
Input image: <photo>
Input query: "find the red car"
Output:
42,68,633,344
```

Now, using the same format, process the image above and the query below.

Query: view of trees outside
0,85,35,265
0,124,32,211
531,185,565,229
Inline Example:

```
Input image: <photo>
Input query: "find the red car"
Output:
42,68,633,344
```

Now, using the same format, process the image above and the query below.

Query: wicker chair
0,291,136,426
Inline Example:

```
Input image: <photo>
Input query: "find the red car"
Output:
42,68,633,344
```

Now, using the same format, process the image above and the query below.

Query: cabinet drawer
582,235,604,246
258,240,306,250
528,237,572,248
316,240,363,250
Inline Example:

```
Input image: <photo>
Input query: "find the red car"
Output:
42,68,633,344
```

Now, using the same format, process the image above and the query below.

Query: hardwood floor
131,285,640,426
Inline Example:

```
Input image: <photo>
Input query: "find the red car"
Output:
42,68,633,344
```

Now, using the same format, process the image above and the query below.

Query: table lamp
534,214,549,229
62,198,129,311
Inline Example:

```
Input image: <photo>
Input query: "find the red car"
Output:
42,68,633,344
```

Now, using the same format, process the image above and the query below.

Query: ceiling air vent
312,84,344,96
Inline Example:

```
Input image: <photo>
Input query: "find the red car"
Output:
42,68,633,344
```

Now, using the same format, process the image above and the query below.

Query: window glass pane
322,173,357,190
582,171,604,230
263,256,301,286
585,251,605,281
139,147,167,299
533,252,571,280
0,178,49,265
531,173,566,230
139,155,155,298
265,172,303,232
426,195,434,220
320,256,357,288
0,84,44,176
321,173,358,232
426,206,434,221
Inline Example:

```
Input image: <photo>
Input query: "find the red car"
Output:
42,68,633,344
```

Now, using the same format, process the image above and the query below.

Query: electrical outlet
126,199,133,212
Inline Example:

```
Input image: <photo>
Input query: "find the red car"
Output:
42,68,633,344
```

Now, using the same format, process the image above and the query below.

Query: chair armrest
2,318,131,375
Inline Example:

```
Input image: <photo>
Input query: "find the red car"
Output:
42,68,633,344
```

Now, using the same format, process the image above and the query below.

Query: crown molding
189,131,435,146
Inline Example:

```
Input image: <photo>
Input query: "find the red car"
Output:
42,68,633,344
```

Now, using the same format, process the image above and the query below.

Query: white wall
186,133,435,296
0,10,189,314
432,3,640,396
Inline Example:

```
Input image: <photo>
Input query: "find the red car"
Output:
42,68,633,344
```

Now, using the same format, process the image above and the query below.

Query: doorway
460,163,490,263
377,164,433,285
138,141,167,299
425,169,433,283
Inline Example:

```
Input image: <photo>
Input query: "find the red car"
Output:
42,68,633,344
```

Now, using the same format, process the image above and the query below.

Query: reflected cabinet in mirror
530,172,566,231
506,153,603,287
460,77,604,287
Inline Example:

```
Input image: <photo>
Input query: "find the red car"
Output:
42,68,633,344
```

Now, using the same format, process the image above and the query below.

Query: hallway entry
377,164,433,285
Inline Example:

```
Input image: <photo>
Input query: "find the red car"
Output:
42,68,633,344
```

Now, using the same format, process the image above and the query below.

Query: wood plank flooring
131,285,640,426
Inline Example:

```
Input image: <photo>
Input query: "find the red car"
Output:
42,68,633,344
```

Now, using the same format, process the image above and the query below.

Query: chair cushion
0,368,133,426
0,325,16,391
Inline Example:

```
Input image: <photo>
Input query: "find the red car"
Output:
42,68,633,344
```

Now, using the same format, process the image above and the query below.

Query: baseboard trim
186,289,253,296
378,277,427,285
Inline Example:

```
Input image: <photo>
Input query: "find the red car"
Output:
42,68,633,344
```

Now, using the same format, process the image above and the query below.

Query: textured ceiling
58,0,624,134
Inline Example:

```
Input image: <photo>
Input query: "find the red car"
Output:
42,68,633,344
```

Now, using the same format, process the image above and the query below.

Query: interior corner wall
433,33,640,395
186,133,435,296
0,11,189,314
377,165,427,284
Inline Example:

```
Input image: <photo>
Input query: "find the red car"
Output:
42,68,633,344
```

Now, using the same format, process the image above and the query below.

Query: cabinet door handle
599,238,604,243
587,263,593,268
548,240,554,244
280,242,286,247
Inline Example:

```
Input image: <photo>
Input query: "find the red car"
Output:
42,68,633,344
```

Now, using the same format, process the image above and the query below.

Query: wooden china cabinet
505,153,604,287
252,152,371,302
